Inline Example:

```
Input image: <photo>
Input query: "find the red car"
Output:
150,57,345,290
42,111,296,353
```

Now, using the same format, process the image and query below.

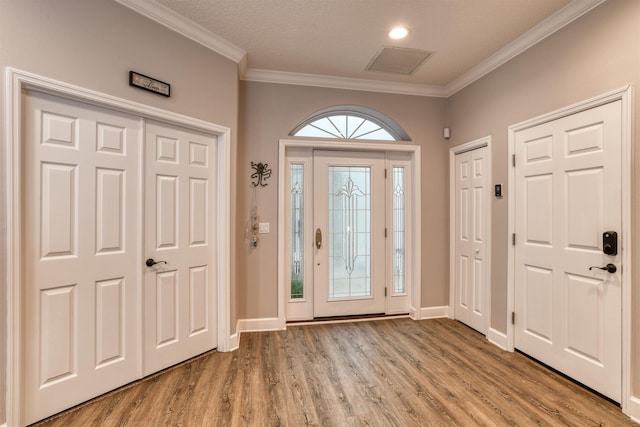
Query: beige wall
237,82,449,319
447,0,640,396
0,1,239,423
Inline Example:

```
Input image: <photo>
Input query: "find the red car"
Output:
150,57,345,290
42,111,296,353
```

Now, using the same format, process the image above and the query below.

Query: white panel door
313,151,386,317
514,101,622,402
454,146,488,334
23,91,142,424
144,120,218,375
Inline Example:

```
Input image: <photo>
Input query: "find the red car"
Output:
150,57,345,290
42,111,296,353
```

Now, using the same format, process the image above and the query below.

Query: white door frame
506,86,635,417
4,68,232,427
448,136,492,334
277,139,422,328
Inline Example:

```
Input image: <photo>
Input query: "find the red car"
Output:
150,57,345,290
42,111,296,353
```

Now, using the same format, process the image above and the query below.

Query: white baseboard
228,317,281,352
419,306,450,319
487,327,508,351
228,331,240,352
408,306,417,319
626,395,640,423
237,317,281,333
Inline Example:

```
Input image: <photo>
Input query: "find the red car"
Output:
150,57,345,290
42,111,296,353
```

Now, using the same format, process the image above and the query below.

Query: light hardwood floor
34,318,636,426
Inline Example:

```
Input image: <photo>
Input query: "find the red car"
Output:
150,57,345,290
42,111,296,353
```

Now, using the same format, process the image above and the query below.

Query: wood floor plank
33,318,637,427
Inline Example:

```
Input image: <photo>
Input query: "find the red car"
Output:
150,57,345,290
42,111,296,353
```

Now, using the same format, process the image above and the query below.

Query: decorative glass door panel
290,164,305,299
328,166,371,299
392,167,405,295
313,151,386,317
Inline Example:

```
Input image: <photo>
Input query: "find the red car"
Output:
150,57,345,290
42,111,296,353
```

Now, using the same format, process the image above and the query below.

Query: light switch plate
258,222,270,234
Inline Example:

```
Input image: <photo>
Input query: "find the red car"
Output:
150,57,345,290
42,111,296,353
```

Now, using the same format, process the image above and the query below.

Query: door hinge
512,154,516,167
385,228,388,238
385,168,388,179
512,233,516,245
512,312,516,325
385,287,388,297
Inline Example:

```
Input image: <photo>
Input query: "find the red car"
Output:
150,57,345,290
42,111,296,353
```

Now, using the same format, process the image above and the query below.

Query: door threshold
287,313,410,326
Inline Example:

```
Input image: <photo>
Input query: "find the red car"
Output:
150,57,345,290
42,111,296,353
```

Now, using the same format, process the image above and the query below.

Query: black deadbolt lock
603,231,617,256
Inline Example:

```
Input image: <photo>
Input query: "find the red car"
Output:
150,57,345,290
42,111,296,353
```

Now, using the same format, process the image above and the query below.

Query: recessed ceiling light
389,26,409,40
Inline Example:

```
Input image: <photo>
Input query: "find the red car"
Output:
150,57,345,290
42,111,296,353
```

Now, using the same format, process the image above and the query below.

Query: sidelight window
392,167,405,294
290,164,305,299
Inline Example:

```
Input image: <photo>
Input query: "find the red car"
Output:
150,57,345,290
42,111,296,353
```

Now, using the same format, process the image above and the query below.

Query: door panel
313,151,385,317
23,91,141,424
514,100,622,402
144,120,217,375
95,278,126,366
454,146,488,334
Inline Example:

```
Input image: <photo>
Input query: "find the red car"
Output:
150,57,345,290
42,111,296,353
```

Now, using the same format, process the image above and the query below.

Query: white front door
144,120,218,375
23,91,142,424
454,146,488,334
313,151,386,317
514,100,622,402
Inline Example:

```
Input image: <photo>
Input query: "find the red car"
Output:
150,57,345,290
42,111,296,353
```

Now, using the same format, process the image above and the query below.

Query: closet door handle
315,228,322,249
146,258,167,267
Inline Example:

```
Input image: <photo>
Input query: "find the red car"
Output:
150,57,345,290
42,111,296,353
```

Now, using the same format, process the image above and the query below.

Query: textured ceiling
155,0,572,87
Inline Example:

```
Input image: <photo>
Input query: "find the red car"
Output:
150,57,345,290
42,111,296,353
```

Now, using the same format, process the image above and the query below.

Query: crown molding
242,69,450,98
115,0,246,63
116,0,605,98
445,0,606,96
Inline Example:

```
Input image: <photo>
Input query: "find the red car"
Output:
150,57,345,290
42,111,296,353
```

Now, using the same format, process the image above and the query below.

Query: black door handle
589,263,616,273
146,258,167,267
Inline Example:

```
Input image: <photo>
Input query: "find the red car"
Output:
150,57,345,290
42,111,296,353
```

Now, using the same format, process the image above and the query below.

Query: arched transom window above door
291,105,411,141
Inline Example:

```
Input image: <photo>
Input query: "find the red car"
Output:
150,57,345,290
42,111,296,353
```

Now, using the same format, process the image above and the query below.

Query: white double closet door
23,91,217,424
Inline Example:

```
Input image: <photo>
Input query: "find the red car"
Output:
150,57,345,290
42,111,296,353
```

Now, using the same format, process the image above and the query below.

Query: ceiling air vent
366,46,433,75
